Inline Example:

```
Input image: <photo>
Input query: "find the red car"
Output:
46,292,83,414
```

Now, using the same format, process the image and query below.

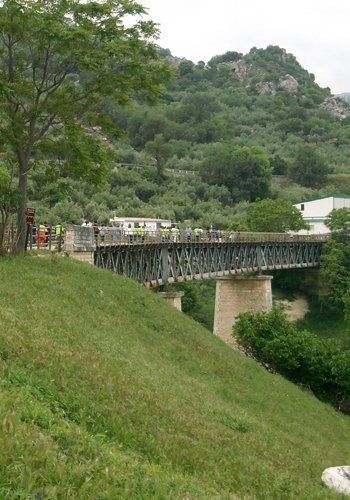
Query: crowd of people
80,221,241,245
29,220,313,248
30,223,64,246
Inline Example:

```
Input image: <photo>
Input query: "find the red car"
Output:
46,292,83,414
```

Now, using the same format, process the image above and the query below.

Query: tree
208,51,242,68
325,208,350,233
246,198,308,232
178,59,194,77
269,154,288,175
234,308,350,413
200,144,272,202
0,0,170,250
289,145,331,188
0,163,18,248
145,134,172,176
321,208,350,314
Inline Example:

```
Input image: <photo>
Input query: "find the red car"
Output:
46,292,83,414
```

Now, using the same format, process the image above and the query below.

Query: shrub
234,308,350,412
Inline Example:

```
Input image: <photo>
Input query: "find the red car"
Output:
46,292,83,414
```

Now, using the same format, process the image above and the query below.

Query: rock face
257,81,277,96
257,74,299,95
322,466,350,496
228,59,251,80
278,74,299,92
321,96,350,120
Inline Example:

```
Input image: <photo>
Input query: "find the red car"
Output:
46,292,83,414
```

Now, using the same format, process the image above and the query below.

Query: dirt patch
275,294,309,321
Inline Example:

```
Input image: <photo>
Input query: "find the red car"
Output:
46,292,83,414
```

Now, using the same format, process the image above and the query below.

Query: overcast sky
142,0,350,94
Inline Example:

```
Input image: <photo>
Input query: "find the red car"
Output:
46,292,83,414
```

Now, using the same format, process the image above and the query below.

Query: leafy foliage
234,308,350,413
289,145,331,188
325,207,350,233
2,29,350,229
200,144,272,202
0,0,170,247
321,208,350,315
246,198,308,232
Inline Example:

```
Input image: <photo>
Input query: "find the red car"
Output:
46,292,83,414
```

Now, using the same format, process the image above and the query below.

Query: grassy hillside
0,256,349,498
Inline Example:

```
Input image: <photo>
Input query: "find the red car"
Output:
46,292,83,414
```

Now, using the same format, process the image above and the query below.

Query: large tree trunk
16,169,28,252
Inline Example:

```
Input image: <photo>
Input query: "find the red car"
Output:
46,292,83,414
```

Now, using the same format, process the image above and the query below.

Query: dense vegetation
0,0,170,249
321,208,350,317
0,256,349,497
235,308,350,414
23,44,350,228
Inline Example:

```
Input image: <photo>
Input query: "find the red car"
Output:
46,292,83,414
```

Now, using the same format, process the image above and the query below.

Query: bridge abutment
159,291,185,311
65,226,96,265
213,275,273,346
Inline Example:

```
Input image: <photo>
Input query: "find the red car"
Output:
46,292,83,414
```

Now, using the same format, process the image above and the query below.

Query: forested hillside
29,45,350,227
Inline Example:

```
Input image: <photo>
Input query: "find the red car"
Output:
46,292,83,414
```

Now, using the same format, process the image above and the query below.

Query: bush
234,308,350,412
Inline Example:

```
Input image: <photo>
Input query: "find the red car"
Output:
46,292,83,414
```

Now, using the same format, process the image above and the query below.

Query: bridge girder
94,241,323,288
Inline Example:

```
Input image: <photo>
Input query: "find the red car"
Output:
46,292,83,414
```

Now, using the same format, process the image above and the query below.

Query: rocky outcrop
257,81,277,95
320,96,350,120
278,74,299,92
221,59,251,80
322,466,350,496
257,74,299,95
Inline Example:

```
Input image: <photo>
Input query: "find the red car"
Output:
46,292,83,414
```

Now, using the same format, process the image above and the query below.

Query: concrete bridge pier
159,291,185,311
213,275,273,346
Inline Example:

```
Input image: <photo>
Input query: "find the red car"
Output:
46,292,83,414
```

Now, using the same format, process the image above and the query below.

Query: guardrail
0,224,329,254
95,230,328,246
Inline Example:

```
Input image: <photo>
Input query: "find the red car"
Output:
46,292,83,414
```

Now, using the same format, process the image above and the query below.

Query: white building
110,217,171,234
294,195,350,234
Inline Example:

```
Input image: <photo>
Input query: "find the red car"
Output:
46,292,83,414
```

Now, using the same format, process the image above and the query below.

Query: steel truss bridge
94,235,325,288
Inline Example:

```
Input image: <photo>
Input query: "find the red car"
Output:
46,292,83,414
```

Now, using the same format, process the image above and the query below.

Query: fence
0,224,63,253
0,224,329,254
94,229,328,247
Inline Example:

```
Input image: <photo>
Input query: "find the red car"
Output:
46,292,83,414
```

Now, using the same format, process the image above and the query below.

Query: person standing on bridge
38,223,47,246
162,226,170,242
171,226,180,243
133,226,140,243
140,225,146,243
194,227,202,242
100,224,107,243
184,227,192,242
55,223,64,237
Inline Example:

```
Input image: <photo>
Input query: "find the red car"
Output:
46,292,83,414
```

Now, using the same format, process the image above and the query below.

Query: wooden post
48,224,52,251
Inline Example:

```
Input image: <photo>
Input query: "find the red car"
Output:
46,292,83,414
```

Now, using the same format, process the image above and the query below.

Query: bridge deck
94,239,324,287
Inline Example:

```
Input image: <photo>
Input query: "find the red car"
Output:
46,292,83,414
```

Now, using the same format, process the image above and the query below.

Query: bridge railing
95,230,328,247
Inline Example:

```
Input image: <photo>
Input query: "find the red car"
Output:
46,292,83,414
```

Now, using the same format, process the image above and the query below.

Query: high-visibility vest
194,228,201,236
55,225,64,235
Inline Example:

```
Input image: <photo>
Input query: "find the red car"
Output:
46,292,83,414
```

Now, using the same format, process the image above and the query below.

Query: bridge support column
65,226,96,265
159,291,185,312
213,275,273,346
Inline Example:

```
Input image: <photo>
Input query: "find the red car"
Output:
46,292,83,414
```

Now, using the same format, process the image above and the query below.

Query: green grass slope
0,256,349,498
